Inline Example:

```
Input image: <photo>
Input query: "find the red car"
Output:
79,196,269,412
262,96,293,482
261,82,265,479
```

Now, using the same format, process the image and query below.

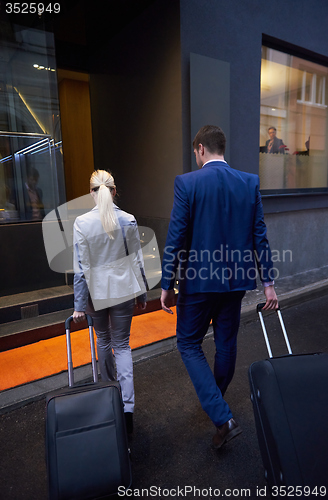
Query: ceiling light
33,64,56,72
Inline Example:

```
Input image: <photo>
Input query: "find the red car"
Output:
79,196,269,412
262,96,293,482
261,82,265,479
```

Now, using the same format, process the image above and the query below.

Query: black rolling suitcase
46,315,132,500
249,304,328,495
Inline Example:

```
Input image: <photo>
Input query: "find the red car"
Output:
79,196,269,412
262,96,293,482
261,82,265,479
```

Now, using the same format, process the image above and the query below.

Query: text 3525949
5,3,61,14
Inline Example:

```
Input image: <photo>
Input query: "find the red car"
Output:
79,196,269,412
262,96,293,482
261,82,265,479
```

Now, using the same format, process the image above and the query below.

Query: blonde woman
73,170,147,434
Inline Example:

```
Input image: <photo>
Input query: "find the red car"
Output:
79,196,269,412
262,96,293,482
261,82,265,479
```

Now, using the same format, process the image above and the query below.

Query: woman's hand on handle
73,311,86,323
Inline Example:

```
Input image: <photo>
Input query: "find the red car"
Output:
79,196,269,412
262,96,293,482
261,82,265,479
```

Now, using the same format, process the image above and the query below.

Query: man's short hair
193,125,226,155
268,126,277,132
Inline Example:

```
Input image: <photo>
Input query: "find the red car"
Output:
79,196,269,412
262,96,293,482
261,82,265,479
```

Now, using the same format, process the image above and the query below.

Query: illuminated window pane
0,27,64,223
260,46,328,192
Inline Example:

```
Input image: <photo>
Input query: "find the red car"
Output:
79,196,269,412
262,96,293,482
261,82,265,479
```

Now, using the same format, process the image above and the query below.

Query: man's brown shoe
212,418,242,449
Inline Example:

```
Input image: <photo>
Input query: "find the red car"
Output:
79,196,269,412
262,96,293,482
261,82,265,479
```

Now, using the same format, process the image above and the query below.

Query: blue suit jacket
161,161,274,294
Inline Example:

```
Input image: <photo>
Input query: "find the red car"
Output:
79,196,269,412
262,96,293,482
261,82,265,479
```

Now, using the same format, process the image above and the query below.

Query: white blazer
73,204,147,311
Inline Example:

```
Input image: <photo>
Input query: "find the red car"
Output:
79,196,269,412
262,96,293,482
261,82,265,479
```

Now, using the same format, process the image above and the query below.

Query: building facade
1,0,328,298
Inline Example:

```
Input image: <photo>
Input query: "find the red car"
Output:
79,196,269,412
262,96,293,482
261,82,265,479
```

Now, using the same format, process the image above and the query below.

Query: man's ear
198,144,205,156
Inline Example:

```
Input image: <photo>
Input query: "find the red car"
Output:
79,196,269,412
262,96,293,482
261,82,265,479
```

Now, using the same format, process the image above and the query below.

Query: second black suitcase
46,315,132,500
249,304,328,492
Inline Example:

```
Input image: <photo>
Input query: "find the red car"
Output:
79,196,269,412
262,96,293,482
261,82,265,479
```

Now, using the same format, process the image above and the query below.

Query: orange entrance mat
0,307,177,391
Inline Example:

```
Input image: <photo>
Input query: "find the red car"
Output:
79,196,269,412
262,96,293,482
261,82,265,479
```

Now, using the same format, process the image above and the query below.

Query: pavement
1,267,328,499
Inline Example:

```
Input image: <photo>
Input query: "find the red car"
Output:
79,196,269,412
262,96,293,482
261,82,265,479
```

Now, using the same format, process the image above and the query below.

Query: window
0,27,64,223
259,46,328,193
0,132,61,221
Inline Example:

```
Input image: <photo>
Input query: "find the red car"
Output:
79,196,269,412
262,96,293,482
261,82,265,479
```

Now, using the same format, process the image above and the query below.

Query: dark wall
179,0,328,186
1,0,181,297
89,0,182,220
0,223,65,297
178,0,328,277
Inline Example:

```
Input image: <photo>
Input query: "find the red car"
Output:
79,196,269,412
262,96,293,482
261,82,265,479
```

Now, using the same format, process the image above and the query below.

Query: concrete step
0,285,74,324
0,287,177,352
0,309,74,351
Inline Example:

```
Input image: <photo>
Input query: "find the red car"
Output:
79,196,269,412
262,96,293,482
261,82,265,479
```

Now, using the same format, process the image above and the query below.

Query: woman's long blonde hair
90,170,118,238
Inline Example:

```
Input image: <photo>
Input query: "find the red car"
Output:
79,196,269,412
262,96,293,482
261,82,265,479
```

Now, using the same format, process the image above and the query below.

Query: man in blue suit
161,125,278,449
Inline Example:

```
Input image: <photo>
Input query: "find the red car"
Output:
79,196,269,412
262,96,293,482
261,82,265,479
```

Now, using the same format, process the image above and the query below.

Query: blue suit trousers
176,290,245,427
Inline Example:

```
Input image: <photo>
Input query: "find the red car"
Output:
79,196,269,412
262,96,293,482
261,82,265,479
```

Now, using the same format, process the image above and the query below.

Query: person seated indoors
265,127,287,154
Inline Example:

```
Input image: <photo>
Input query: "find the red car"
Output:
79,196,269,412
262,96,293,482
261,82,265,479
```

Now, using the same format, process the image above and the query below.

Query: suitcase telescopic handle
65,314,99,387
257,303,292,358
